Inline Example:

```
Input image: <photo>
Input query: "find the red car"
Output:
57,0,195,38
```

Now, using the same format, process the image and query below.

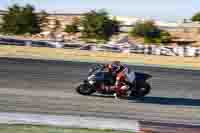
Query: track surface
0,57,200,132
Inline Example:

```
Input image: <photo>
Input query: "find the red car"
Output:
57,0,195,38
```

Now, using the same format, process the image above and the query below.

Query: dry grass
0,45,200,69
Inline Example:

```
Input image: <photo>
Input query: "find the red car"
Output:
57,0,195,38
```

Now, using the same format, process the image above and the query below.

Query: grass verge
0,45,200,70
0,124,132,133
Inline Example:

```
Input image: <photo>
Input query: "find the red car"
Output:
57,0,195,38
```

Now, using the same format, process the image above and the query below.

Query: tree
192,12,200,22
64,24,78,34
130,21,170,44
64,17,79,34
111,17,120,33
0,4,43,35
80,10,120,41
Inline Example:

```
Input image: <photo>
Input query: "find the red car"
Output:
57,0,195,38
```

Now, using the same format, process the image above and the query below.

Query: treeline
1,4,200,43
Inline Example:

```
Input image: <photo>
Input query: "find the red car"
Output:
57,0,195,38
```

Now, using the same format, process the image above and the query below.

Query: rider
103,61,129,97
114,66,130,97
104,61,124,75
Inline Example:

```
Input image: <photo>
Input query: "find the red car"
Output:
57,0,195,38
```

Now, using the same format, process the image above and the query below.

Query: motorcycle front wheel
76,82,95,95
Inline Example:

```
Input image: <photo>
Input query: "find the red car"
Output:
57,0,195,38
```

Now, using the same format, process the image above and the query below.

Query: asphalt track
0,57,200,132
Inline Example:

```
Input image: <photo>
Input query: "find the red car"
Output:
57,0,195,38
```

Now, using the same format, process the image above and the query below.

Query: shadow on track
89,94,200,106
86,93,200,106
128,96,200,106
90,94,115,98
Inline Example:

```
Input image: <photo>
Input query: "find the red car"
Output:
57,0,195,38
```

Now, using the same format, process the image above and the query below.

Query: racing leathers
103,62,128,97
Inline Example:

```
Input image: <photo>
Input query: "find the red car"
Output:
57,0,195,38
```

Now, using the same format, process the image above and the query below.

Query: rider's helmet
110,61,121,74
112,61,121,65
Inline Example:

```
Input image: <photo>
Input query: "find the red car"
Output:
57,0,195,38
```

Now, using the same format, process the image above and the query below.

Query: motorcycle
76,64,152,98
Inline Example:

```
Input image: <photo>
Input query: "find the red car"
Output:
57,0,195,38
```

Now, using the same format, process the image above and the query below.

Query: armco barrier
129,44,200,57
150,45,157,55
174,46,184,56
143,45,149,55
195,48,200,57
154,47,161,55
136,45,145,54
146,45,153,55
1,36,200,58
185,46,196,57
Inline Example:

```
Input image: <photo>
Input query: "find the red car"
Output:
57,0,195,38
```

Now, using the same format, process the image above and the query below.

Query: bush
192,12,200,22
64,25,78,33
130,21,171,44
0,4,45,35
159,31,171,43
144,37,161,44
64,17,80,33
130,21,161,38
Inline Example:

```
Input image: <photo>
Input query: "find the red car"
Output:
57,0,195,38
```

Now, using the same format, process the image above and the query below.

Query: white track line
0,112,140,132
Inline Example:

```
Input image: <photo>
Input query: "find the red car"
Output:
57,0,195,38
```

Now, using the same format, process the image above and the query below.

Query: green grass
0,124,133,133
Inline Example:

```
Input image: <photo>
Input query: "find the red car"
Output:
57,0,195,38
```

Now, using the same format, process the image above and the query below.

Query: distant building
0,10,7,15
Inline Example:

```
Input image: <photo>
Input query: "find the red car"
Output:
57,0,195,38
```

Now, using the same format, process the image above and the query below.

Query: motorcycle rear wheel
130,83,151,97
